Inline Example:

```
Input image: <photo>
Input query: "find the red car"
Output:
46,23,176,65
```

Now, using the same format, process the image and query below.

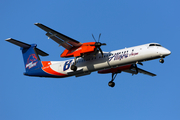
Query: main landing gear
108,73,118,87
71,57,77,71
71,65,77,71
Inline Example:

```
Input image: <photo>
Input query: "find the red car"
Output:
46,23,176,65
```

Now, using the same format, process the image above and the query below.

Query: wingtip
34,23,41,25
5,38,13,41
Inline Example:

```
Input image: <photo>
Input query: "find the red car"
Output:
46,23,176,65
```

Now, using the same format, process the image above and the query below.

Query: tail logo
26,54,38,69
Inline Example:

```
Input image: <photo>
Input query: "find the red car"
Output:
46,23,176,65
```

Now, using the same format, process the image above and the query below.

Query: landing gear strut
108,73,117,87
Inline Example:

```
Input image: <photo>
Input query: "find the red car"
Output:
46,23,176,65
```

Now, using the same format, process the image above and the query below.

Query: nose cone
161,48,171,56
166,49,171,55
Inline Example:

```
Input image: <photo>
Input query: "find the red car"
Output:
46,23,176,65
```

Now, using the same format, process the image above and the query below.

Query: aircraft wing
123,67,156,77
35,23,82,50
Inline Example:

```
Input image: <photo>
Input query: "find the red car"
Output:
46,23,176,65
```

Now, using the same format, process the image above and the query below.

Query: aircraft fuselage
29,43,170,78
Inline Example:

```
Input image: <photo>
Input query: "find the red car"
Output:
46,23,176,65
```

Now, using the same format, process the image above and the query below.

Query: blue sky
1,0,179,120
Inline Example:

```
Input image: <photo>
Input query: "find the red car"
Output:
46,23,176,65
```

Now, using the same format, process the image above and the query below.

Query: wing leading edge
34,23,82,50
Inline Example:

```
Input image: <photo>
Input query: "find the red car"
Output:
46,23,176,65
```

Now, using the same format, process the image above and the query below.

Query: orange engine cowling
98,64,132,74
61,42,96,58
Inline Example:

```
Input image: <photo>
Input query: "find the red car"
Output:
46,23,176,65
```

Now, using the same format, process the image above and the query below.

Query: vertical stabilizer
6,38,49,76
22,44,42,72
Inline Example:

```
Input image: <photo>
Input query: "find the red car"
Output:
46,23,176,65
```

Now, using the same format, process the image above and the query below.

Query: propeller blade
101,43,106,46
92,34,96,42
98,46,104,57
93,47,99,56
90,43,106,46
98,33,101,42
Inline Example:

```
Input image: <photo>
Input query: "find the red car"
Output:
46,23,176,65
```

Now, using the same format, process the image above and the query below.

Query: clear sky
1,0,179,120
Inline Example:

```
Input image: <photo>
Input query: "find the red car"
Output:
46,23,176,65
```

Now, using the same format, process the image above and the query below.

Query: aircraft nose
161,48,171,56
166,49,171,55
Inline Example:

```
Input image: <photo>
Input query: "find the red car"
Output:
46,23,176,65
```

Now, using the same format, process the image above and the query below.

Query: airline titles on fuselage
63,49,138,71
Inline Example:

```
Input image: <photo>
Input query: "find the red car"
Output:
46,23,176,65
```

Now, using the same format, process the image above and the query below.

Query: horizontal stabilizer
35,47,49,56
6,38,49,56
6,38,31,48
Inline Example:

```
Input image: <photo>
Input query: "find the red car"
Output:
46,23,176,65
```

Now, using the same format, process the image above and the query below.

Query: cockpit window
149,44,162,47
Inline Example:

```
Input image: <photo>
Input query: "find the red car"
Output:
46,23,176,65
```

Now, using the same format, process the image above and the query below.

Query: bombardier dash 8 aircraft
6,23,171,87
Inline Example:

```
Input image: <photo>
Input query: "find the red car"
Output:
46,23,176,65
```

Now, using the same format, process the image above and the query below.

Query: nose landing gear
159,58,164,63
108,73,118,87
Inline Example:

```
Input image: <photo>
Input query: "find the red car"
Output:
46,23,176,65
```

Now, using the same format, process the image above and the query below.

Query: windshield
149,44,162,47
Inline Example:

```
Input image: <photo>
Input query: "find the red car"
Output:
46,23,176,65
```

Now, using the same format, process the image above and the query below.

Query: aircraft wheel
108,81,115,87
71,65,77,71
159,58,164,63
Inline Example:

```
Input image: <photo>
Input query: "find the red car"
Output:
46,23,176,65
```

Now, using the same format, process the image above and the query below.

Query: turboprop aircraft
6,23,171,87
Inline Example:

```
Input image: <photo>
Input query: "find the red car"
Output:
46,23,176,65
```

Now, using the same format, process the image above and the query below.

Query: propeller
91,33,106,56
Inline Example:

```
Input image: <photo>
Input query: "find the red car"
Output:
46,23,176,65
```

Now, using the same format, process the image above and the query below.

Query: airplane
6,23,171,87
